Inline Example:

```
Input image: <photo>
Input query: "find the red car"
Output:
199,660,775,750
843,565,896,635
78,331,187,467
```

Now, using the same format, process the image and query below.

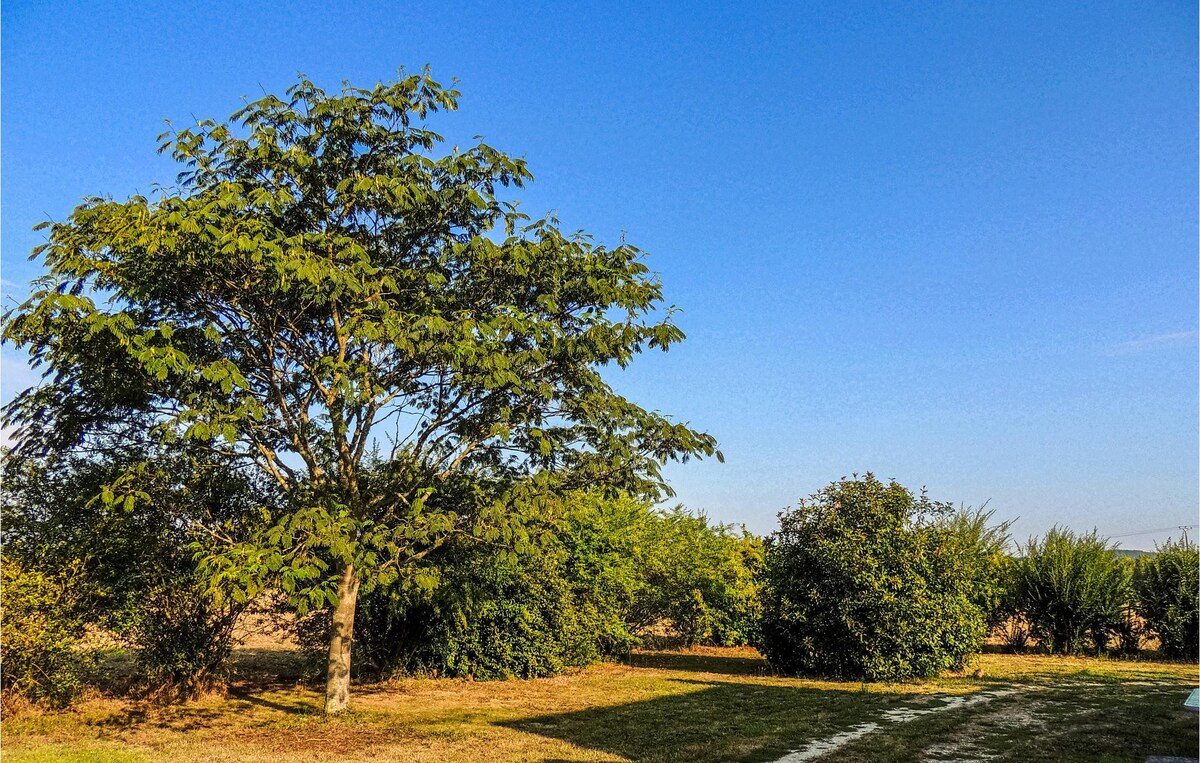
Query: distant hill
1115,549,1152,559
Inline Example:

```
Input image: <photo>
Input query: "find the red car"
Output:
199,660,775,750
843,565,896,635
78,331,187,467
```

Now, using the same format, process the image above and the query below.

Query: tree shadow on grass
89,685,320,737
626,650,774,677
227,686,322,716
501,678,926,763
93,704,230,734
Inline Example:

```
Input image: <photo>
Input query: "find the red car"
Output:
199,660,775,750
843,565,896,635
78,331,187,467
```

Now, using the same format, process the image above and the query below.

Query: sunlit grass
3,646,1196,762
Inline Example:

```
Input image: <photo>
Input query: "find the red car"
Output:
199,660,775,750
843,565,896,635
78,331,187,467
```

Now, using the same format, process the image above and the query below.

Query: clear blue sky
3,1,1196,548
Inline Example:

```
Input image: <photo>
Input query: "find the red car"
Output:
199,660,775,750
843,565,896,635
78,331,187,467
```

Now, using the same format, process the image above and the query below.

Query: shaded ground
3,646,1196,762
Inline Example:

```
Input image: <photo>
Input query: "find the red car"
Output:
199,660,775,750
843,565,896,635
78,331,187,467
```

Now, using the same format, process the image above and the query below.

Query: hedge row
998,530,1198,659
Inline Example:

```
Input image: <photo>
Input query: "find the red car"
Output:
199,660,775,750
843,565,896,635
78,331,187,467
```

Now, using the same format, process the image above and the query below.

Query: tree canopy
2,71,718,711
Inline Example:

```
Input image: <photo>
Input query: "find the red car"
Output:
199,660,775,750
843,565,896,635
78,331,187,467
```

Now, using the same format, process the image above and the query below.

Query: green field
3,646,1196,762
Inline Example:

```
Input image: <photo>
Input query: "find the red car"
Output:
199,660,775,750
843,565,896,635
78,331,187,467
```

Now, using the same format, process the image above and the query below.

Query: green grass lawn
3,647,1196,762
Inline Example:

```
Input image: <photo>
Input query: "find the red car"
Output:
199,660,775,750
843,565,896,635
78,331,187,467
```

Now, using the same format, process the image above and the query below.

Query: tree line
3,461,1196,709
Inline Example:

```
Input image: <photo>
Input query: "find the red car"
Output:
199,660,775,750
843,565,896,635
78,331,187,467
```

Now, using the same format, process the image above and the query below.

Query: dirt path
770,689,1021,762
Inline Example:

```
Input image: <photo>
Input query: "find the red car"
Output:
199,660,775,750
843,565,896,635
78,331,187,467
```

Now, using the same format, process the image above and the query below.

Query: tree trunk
324,563,360,714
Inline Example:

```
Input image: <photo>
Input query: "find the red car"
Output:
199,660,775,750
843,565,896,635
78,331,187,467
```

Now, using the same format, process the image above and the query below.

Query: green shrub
297,493,641,681
1,445,273,699
709,533,764,647
1011,528,1130,655
759,474,986,681
1134,536,1199,660
353,548,608,680
0,557,92,707
113,580,244,699
298,492,764,679
623,506,764,647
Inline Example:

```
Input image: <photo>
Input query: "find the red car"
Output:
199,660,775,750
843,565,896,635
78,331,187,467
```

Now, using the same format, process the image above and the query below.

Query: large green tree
2,72,717,712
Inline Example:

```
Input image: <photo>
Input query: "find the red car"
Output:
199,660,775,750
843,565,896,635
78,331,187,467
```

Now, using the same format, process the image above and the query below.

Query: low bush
114,582,245,700
295,492,641,680
350,546,611,680
1134,536,1199,660
759,474,987,681
622,505,763,647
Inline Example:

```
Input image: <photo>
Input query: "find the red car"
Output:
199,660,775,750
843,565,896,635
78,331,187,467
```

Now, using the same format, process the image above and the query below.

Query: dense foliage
0,558,92,708
297,494,761,679
2,444,276,698
759,475,987,681
620,505,763,647
1009,528,1131,655
940,507,1013,630
331,535,613,680
1134,537,1199,659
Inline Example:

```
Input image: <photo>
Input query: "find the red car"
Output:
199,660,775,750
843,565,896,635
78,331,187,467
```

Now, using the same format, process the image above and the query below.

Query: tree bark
324,563,360,714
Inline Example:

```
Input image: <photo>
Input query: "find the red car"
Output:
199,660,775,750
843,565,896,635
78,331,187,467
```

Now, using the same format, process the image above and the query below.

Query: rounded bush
760,474,986,681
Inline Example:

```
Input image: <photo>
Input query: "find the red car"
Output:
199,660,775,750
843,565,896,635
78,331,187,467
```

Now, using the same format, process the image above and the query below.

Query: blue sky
3,1,1196,548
